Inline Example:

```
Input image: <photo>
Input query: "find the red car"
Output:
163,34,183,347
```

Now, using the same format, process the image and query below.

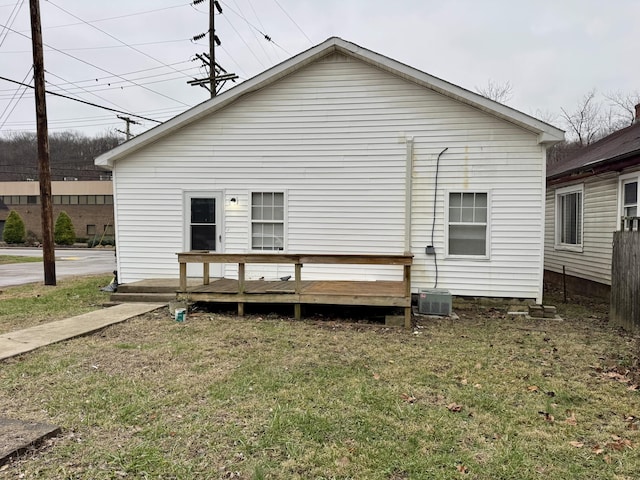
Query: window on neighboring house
622,179,638,217
620,177,638,230
555,185,583,248
86,224,96,236
251,192,284,251
447,192,488,257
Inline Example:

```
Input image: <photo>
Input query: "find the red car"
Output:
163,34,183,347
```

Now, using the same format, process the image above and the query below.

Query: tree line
0,131,123,181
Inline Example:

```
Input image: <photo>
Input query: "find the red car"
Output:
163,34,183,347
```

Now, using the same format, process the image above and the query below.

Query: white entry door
185,192,223,278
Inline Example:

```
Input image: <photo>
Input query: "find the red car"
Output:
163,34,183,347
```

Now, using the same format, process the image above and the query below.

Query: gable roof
95,37,564,169
547,122,640,181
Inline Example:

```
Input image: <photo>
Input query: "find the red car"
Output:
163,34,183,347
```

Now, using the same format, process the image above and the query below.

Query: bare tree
604,90,640,127
560,89,606,146
475,79,513,104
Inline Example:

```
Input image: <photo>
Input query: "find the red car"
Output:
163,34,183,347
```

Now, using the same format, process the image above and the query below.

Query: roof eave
547,149,640,183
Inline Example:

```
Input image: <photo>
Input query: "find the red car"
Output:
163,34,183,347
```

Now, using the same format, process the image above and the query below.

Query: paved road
0,248,116,288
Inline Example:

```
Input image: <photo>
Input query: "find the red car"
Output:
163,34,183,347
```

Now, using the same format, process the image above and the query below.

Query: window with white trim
251,192,284,250
620,176,639,230
447,192,488,256
555,185,583,248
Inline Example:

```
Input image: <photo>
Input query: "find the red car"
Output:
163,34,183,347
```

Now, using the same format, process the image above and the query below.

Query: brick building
0,180,114,243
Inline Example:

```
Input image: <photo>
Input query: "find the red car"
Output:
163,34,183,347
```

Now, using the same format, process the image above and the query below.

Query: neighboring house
0,181,114,242
95,37,563,303
544,107,640,296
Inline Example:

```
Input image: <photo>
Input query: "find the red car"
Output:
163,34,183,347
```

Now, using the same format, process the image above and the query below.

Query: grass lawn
0,275,112,335
0,255,42,265
1,287,639,479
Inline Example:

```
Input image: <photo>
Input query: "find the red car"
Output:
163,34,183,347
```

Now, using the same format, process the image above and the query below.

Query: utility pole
188,0,237,97
29,0,56,285
208,0,216,96
116,115,140,140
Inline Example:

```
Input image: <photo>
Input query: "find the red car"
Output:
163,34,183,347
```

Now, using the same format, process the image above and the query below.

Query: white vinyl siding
111,52,548,300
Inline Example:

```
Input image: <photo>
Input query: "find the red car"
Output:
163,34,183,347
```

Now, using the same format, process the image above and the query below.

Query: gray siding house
545,109,640,295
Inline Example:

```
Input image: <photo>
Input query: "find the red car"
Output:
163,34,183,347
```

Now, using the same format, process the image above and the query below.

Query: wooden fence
611,230,640,331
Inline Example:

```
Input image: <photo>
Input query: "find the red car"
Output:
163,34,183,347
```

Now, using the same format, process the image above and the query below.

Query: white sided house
95,37,563,303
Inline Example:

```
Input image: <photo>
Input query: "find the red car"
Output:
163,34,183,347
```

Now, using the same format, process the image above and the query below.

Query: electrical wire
0,75,163,123
219,13,265,68
0,67,32,130
220,0,290,55
45,70,132,114
2,38,192,54
26,3,188,32
0,0,23,48
229,0,272,63
430,147,448,289
0,23,190,107
272,0,312,44
0,60,194,93
46,1,196,82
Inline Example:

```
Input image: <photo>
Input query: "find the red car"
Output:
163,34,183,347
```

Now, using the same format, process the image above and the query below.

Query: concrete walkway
0,303,166,361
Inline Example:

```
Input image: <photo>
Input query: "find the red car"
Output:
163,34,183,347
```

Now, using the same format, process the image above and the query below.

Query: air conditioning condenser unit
418,289,452,316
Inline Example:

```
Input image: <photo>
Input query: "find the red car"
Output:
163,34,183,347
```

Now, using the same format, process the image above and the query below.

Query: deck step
110,292,176,303
116,285,179,294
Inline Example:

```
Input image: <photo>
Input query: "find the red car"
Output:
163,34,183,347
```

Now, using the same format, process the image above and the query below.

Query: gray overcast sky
0,0,638,138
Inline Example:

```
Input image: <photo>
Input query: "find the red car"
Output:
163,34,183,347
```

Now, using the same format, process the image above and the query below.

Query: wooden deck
178,253,413,328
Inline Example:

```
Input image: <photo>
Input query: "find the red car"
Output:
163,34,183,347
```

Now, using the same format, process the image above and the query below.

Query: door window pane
191,198,215,223
191,225,216,251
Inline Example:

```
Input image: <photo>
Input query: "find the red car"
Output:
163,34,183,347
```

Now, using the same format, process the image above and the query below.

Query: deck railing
177,252,414,327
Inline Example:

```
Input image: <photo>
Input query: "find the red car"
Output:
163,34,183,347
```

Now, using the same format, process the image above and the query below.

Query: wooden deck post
403,264,412,329
179,262,187,292
203,262,210,285
294,262,302,320
238,262,245,316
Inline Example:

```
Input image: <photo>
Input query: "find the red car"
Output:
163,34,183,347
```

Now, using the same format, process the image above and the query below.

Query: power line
2,38,191,54
0,22,191,107
45,70,132,114
21,3,188,32
0,0,23,48
220,11,265,68
229,0,272,63
0,75,163,123
272,0,312,44
0,67,32,130
46,1,196,82
219,0,290,55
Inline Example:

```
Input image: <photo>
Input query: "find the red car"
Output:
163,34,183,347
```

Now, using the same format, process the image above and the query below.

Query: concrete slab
0,303,165,361
0,417,61,466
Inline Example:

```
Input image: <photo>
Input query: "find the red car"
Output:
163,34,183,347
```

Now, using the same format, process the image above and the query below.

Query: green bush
54,211,76,245
3,210,26,244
